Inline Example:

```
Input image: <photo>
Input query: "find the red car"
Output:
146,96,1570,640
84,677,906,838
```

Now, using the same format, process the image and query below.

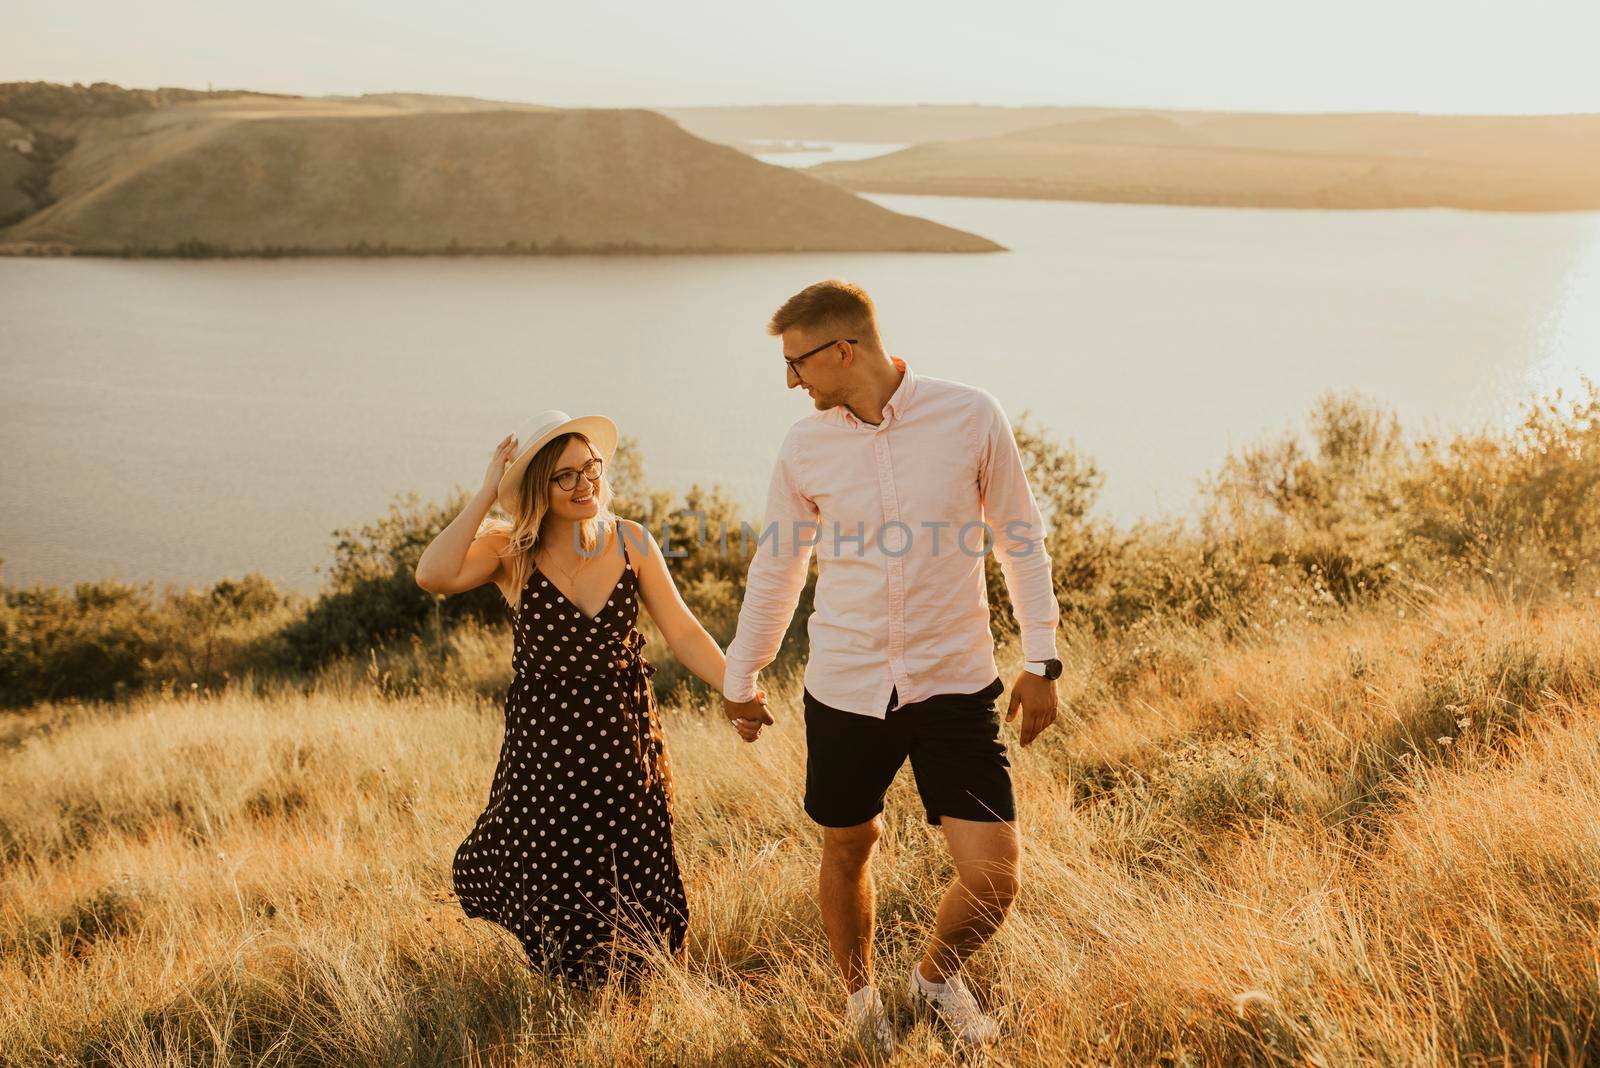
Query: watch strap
1025,658,1062,680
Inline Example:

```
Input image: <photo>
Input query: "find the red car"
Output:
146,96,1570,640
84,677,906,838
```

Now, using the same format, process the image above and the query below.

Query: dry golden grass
4,591,1600,1065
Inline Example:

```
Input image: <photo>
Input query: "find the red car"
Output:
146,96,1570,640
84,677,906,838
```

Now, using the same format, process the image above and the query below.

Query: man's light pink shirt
722,357,1060,718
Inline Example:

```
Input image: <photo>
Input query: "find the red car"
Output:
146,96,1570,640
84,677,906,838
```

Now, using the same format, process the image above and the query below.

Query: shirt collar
842,356,915,429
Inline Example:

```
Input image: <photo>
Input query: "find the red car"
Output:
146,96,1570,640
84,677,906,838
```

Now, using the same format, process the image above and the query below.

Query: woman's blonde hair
477,432,615,617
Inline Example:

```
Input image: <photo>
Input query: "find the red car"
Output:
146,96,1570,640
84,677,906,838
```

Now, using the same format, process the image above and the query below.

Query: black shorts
802,676,1014,828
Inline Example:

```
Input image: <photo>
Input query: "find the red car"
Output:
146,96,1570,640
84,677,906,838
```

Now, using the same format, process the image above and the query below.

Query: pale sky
8,0,1600,114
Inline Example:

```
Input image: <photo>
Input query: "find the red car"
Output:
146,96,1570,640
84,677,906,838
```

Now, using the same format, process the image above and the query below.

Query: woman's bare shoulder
470,528,516,602
615,516,648,542
472,528,513,566
475,527,512,551
615,517,658,561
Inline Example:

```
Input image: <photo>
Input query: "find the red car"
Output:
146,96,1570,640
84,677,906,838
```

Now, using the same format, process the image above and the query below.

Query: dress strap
616,518,635,572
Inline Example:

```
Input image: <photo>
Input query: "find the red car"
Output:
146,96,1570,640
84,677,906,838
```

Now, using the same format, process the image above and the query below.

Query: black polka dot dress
453,528,687,985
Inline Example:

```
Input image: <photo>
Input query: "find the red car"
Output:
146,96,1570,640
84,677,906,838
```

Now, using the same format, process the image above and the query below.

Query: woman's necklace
538,517,618,589
538,528,592,588
540,548,587,587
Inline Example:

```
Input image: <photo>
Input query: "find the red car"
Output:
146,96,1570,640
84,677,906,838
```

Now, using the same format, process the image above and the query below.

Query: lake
3,189,1597,596
749,140,911,169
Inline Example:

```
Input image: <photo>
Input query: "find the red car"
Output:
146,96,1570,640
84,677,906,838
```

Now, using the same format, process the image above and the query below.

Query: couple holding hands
415,278,1062,1053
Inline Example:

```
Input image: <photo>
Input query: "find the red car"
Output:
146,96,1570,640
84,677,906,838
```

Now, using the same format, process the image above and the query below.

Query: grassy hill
3,590,1597,1064
672,105,1600,211
2,380,1598,1062
0,86,1000,255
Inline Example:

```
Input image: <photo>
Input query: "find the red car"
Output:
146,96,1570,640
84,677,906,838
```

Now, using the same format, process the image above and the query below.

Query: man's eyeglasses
785,338,857,376
550,457,604,492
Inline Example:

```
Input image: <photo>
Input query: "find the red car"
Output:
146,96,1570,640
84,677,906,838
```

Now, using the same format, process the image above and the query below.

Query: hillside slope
0,90,1000,254
800,108,1600,211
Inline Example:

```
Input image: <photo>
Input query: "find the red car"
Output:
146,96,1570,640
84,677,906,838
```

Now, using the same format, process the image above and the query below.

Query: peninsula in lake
665,105,1600,212
0,84,1000,256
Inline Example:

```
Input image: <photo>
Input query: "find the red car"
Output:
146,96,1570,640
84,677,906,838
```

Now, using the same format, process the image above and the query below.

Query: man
722,279,1062,1052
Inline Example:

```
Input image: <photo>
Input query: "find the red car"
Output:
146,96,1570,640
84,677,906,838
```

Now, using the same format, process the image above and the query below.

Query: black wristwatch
1023,658,1063,680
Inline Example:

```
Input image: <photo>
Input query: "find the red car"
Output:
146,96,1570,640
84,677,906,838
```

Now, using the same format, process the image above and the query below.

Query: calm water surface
3,193,1597,595
750,140,910,169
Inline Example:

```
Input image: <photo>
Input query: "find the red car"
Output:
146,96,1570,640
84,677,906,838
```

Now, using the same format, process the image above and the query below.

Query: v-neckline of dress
531,562,629,623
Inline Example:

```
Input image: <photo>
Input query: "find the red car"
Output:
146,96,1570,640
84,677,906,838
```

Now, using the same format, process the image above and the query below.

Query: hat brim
496,414,619,516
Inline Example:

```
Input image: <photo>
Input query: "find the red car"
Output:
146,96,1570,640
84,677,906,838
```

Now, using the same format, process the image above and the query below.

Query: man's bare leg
819,817,882,993
918,816,1020,983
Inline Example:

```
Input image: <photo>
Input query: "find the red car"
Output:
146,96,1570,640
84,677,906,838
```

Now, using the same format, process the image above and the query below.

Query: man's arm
978,394,1060,660
723,438,819,708
977,393,1062,746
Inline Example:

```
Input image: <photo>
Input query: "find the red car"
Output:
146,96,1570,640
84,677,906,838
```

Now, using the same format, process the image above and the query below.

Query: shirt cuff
722,666,759,703
1020,626,1059,664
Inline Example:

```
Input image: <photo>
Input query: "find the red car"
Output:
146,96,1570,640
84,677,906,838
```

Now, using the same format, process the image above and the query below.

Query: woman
415,409,764,986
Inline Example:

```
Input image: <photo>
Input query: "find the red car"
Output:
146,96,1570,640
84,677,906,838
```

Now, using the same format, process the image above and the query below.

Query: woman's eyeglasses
550,457,604,492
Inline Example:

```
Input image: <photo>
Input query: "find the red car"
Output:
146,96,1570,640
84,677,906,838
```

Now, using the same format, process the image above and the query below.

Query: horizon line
6,79,1600,120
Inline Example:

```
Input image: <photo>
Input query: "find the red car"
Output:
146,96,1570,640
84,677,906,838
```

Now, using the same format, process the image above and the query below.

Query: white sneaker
908,965,1000,1046
845,984,894,1057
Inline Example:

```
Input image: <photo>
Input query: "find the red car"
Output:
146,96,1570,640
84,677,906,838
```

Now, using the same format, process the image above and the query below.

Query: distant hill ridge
0,82,278,228
668,105,1600,212
0,84,1000,256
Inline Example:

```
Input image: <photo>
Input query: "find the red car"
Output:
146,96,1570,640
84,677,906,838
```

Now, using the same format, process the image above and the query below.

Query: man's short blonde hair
767,278,882,344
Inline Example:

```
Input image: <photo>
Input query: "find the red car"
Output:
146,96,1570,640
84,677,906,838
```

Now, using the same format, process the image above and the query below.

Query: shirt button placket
875,425,908,702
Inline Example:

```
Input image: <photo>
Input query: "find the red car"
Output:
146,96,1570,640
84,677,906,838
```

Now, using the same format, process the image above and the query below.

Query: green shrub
3,381,1596,710
275,490,505,674
0,569,296,707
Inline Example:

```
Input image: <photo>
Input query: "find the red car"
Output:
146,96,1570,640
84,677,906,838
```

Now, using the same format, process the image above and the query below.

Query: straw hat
496,409,619,516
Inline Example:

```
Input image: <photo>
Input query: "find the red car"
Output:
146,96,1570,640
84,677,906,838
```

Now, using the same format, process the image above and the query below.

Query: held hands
1005,670,1059,747
482,433,518,500
724,676,1055,745
723,687,774,744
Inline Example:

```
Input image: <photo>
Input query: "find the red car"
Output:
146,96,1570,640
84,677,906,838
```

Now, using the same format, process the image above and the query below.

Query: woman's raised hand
482,433,518,500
